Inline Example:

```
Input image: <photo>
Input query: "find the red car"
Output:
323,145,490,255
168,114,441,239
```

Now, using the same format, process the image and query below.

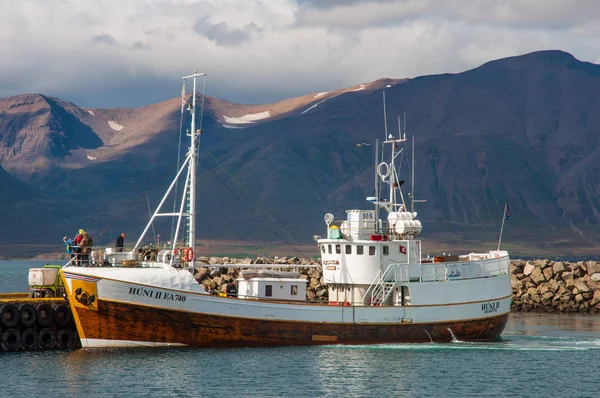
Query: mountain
1,50,599,255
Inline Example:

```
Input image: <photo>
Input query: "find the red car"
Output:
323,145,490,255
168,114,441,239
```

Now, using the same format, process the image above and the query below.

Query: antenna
374,138,379,230
411,133,415,213
383,91,388,140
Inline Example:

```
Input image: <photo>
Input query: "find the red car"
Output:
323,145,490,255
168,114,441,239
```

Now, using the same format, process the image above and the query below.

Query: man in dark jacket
115,232,126,252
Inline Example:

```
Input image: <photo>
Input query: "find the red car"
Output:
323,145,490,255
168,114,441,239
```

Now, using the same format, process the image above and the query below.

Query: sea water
1,260,599,397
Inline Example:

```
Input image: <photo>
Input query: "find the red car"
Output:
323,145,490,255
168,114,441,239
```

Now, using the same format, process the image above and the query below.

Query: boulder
523,262,535,276
201,278,217,288
542,267,554,282
510,275,523,291
587,262,600,276
530,268,546,285
542,292,554,300
574,280,591,293
552,261,566,274
591,273,600,283
208,257,222,265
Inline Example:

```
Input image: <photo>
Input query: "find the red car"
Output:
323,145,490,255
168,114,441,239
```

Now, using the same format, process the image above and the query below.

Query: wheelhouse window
345,245,352,254
383,246,389,256
328,245,332,254
335,244,341,254
265,285,272,297
357,245,364,255
369,246,376,256
291,285,298,296
321,245,326,253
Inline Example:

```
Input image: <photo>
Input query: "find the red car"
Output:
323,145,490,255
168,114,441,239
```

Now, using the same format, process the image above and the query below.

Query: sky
1,0,599,108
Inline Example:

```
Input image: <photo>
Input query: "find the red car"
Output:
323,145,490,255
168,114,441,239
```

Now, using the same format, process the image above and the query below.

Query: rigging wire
206,151,298,245
94,166,175,241
170,85,187,242
199,156,307,258
146,192,157,245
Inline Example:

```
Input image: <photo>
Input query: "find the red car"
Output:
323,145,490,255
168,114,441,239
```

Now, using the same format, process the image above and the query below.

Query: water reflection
506,312,600,338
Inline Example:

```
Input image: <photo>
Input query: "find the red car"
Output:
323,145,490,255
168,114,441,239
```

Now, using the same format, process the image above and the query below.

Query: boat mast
132,71,205,268
183,71,205,268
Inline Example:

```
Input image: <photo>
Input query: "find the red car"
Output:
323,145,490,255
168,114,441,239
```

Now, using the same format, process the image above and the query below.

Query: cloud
91,34,118,45
194,17,261,46
0,0,598,107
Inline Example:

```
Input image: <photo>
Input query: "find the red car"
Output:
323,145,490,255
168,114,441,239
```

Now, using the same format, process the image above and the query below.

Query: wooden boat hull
71,298,508,347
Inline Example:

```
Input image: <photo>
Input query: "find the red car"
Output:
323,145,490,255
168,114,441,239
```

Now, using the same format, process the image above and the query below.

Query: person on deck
79,232,93,265
63,236,76,263
226,280,237,297
115,232,126,252
72,229,84,265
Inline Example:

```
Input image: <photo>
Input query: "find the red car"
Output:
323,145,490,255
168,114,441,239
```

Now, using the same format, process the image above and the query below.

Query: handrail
361,269,383,304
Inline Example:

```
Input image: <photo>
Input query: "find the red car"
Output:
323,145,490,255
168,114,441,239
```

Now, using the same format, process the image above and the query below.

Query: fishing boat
59,72,511,348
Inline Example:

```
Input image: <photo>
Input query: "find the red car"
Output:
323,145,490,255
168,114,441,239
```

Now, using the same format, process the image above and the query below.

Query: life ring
20,328,38,350
0,303,19,328
1,328,21,351
186,247,194,262
38,327,57,349
18,303,36,328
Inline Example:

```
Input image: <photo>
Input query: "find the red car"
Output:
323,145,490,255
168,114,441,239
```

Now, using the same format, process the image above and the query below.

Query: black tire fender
20,328,38,350
1,328,21,351
36,303,54,327
54,304,72,327
18,303,36,328
38,327,57,349
57,328,75,349
0,303,19,328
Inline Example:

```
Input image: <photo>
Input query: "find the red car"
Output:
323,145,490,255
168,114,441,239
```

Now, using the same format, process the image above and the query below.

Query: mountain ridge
1,49,599,255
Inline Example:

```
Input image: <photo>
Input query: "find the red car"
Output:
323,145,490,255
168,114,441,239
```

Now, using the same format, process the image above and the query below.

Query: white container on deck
28,268,59,286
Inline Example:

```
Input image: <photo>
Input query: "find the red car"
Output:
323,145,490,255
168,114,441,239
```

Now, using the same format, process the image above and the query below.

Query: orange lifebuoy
186,247,194,262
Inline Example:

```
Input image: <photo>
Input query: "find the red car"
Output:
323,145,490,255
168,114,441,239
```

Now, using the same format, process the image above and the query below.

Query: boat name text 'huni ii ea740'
47,72,511,348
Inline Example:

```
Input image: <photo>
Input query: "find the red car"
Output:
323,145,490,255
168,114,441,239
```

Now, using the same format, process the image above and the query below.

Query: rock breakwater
193,256,600,313
511,259,600,313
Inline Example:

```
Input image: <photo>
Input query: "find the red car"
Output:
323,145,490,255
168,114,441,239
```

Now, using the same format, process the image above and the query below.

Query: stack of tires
0,301,81,351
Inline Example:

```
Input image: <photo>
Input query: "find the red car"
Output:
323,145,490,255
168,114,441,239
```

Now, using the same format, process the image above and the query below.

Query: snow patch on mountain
353,85,366,92
314,92,328,99
108,121,123,131
302,99,328,114
223,111,270,124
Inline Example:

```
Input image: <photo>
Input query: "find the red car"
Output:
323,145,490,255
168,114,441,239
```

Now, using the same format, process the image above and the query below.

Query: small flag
505,203,511,220
399,245,407,255
181,83,186,114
